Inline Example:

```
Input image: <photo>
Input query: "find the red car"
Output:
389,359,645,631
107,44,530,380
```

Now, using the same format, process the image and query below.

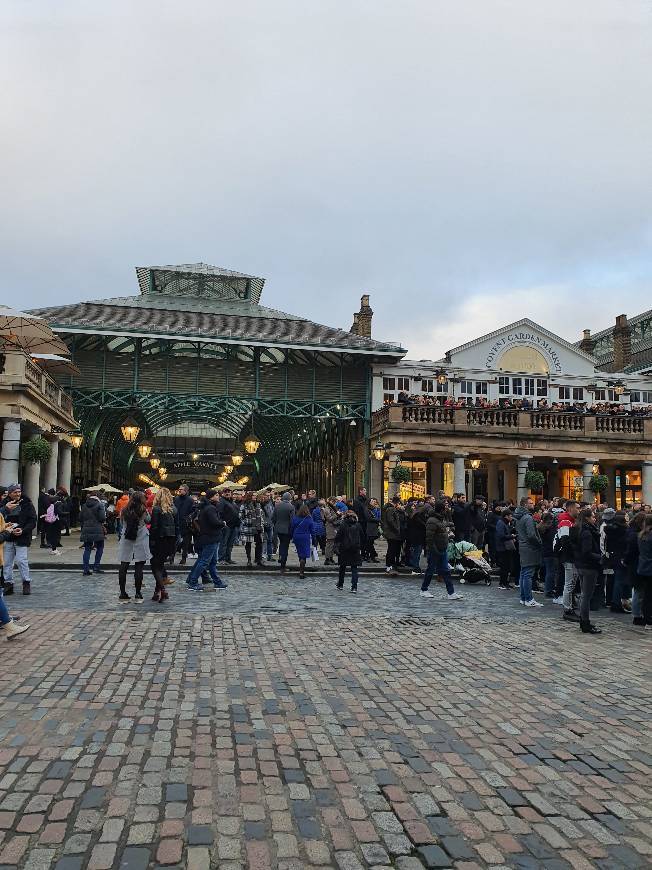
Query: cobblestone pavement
0,574,650,870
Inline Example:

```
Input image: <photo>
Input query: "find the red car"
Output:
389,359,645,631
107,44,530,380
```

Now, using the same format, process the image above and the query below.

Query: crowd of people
1,478,651,635
393,391,652,416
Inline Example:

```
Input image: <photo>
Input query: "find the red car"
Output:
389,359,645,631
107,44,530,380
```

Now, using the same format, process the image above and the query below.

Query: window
558,386,570,400
536,379,548,397
421,379,434,393
512,377,522,396
594,389,606,401
382,377,395,391
524,378,535,397
644,391,652,403
630,391,641,403
499,376,510,395
460,380,473,395
436,380,448,394
397,377,410,391
383,393,395,405
572,387,584,401
475,382,488,395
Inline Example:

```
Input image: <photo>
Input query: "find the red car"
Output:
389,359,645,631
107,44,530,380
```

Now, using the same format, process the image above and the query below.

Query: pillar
23,432,42,510
548,466,560,499
44,436,60,492
642,461,652,507
603,463,616,507
516,456,531,502
370,457,384,503
58,442,72,492
0,420,21,485
486,462,499,504
453,453,467,496
387,454,401,501
502,461,517,503
430,459,442,495
582,459,598,504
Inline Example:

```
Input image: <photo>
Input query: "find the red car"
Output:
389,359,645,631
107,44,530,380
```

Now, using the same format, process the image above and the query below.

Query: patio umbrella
254,482,290,496
216,480,245,491
31,354,80,376
0,306,70,356
83,483,124,494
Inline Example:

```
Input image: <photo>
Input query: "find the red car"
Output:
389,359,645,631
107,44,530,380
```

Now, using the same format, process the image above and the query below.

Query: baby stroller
447,541,492,585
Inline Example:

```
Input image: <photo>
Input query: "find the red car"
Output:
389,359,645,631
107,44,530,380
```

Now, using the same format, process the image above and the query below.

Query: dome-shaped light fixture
231,450,244,467
613,381,625,396
244,433,261,454
223,464,234,475
120,416,140,443
435,368,448,386
149,455,161,470
70,432,84,449
137,440,153,459
372,440,386,462
470,458,481,470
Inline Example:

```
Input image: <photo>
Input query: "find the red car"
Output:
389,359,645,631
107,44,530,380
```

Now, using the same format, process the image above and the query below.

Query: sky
1,0,651,360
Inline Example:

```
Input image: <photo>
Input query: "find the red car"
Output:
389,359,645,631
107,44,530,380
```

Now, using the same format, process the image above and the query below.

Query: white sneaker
50,549,63,556
420,590,434,598
524,599,543,607
447,592,463,601
385,567,392,574
552,596,564,605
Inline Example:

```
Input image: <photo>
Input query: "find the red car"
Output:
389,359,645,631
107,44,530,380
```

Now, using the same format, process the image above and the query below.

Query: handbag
310,545,320,564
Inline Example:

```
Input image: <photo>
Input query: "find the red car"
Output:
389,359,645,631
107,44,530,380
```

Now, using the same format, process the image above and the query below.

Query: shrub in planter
21,437,51,465
524,469,545,493
391,464,412,483
589,474,609,493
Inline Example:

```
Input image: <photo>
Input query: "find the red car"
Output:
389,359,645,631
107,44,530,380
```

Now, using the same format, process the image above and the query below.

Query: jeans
264,526,274,558
578,567,599,623
187,542,220,586
497,550,513,586
277,532,291,568
422,546,454,595
410,544,423,570
519,564,536,603
562,562,578,610
244,534,262,564
543,556,558,596
632,586,643,618
83,540,104,572
337,564,359,589
611,564,630,606
3,543,30,583
0,591,10,625
220,527,238,562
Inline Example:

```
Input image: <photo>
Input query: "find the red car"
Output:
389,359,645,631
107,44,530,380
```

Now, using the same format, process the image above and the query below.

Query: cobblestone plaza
0,573,650,870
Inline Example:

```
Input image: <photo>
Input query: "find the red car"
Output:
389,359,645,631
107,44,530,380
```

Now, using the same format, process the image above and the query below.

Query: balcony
0,351,77,427
371,404,652,443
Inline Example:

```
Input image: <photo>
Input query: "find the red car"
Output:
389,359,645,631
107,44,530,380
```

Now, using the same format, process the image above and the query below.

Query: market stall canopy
254,482,290,496
31,354,80,376
0,306,71,356
83,483,124,494
216,480,245,491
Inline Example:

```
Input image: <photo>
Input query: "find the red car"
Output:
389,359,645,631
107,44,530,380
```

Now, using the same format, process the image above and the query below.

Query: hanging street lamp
372,440,387,462
244,432,261,454
149,456,161,470
70,432,84,449
435,368,448,386
223,464,234,475
120,416,140,443
470,458,481,470
158,467,168,480
231,450,244,467
136,440,153,459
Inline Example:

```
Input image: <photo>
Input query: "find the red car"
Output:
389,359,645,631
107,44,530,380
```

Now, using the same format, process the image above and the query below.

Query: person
239,492,264,567
306,489,319,510
69,494,80,529
42,490,63,555
323,498,341,565
381,497,403,576
38,488,49,548
406,501,429,573
218,489,240,565
485,503,502,565
0,484,37,595
150,487,178,602
538,511,558,598
573,508,603,634
173,484,195,565
311,500,326,555
624,512,647,625
495,509,517,589
468,496,487,550
420,501,463,600
335,510,364,593
58,488,72,536
117,491,150,603
291,504,315,579
352,487,369,559
273,492,295,573
554,499,581,619
79,492,106,576
260,491,275,561
0,523,29,638
514,496,543,607
115,490,130,540
366,498,381,563
636,515,652,628
186,489,228,591
451,494,471,542
603,511,630,613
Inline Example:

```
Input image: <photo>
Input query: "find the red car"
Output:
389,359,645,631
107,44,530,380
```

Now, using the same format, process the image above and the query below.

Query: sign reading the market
170,460,221,473
485,331,563,373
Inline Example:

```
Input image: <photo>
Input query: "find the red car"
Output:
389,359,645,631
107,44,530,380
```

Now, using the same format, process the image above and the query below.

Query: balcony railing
371,404,652,442
0,351,76,423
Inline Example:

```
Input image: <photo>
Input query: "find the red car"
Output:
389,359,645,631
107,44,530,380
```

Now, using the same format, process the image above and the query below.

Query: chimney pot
613,313,632,371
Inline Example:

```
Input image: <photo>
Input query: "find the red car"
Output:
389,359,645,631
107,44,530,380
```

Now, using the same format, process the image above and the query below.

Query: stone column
387,454,401,501
430,459,442,495
548,465,560,500
453,453,467,496
23,432,42,511
502,461,517,503
0,420,22,485
58,442,72,492
44,436,60,492
602,463,616,507
516,456,531,502
486,462,499,504
370,457,384,504
642,461,652,506
582,459,598,504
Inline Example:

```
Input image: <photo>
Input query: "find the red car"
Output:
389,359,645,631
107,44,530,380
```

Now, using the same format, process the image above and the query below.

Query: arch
498,346,549,374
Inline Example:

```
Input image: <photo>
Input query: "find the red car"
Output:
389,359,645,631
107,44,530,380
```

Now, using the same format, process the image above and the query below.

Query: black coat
352,495,369,530
174,493,195,529
150,505,178,540
452,502,471,539
574,523,602,570
335,518,363,566
196,501,226,546
604,522,628,568
406,506,429,546
1,497,37,547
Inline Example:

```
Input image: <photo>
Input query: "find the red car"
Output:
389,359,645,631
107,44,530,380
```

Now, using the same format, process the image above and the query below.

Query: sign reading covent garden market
484,331,563,373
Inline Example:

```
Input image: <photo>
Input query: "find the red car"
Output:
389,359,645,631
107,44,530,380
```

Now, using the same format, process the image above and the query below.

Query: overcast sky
2,0,651,359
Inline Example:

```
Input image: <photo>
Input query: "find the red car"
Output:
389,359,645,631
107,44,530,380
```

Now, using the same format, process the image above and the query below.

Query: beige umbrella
31,354,80,376
254,482,290,496
83,483,124,494
0,306,71,356
216,480,246,491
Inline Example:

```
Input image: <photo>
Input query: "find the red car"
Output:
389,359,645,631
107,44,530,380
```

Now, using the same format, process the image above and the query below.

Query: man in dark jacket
451,495,471,542
0,484,37,595
272,492,295,572
174,484,195,565
420,502,462,600
186,490,227,590
218,490,240,565
381,497,403,575
352,487,369,559
468,496,487,549
514,497,543,607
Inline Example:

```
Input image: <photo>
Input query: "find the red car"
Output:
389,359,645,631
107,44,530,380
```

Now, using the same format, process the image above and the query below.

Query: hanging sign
170,460,221,473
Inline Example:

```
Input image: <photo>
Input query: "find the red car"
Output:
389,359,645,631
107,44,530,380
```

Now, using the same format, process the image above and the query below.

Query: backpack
44,503,56,524
339,521,360,552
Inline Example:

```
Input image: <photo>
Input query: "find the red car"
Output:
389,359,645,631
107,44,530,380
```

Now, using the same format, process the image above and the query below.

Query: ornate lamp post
120,416,140,443
136,440,153,459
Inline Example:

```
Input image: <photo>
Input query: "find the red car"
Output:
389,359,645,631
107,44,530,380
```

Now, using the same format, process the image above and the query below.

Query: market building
369,317,652,507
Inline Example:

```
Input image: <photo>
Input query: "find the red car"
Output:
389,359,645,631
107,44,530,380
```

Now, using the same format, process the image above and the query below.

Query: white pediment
445,319,597,377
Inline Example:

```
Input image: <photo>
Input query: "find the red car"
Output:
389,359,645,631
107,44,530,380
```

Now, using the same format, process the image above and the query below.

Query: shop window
460,380,473,395
537,379,548,397
421,379,434,393
383,459,428,502
475,382,488,395
397,377,410,391
382,376,395,391
512,377,522,396
498,376,510,395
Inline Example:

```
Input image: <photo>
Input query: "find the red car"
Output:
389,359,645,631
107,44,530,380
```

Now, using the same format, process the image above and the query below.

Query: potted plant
391,464,412,483
524,469,545,493
589,474,609,494
21,437,51,465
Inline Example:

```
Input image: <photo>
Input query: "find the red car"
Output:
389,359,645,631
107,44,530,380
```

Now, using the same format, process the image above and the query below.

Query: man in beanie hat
0,484,37,595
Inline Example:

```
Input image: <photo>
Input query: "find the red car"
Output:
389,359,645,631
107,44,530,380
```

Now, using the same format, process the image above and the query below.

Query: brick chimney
613,314,632,371
350,294,373,338
350,312,360,335
579,328,595,355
